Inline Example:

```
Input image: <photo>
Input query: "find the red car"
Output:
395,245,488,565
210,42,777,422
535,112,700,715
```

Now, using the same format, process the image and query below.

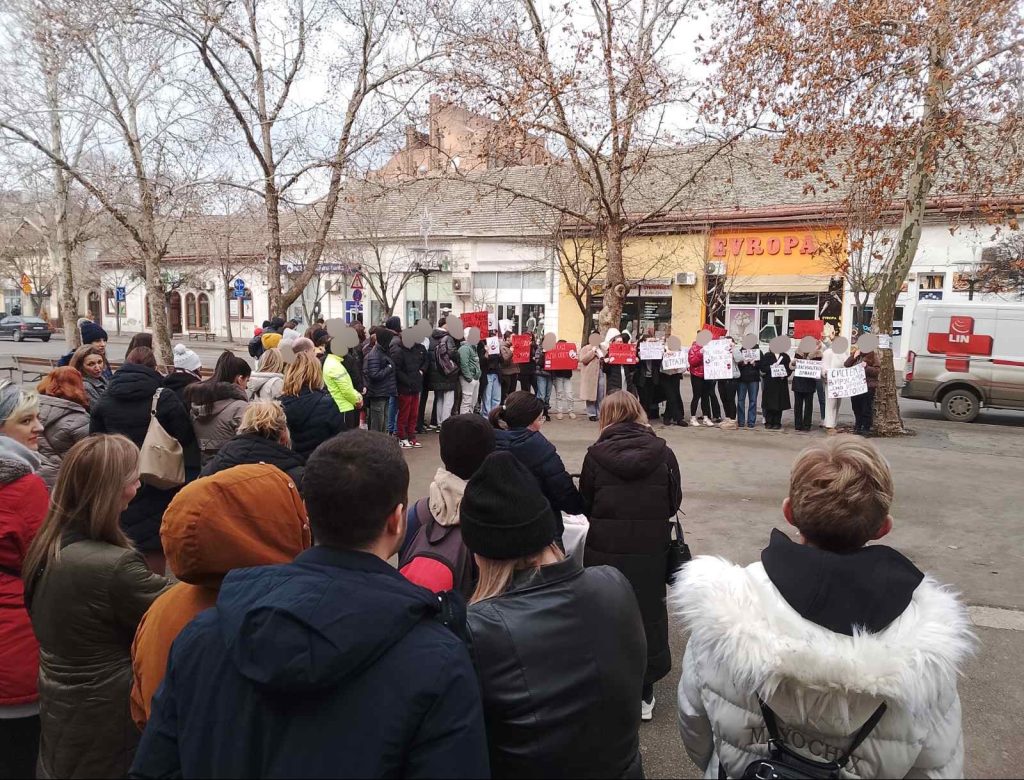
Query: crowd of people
0,316,973,779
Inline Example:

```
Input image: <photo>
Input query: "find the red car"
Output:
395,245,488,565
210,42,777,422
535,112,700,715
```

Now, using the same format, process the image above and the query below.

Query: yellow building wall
708,227,843,276
557,233,709,343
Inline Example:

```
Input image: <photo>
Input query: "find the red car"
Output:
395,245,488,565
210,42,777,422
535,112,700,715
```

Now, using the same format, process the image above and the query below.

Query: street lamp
955,261,981,301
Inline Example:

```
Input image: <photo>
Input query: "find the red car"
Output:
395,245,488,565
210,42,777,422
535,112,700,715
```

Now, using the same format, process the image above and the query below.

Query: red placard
461,311,489,337
793,319,824,340
605,342,638,365
703,324,728,339
544,342,579,371
511,334,533,364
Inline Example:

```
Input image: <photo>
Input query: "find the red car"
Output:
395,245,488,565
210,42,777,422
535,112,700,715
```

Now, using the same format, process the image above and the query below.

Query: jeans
397,393,419,440
536,374,552,414
586,371,606,418
459,378,480,414
436,390,455,425
816,379,826,418
718,378,738,420
387,395,398,434
736,381,759,427
367,397,388,432
483,374,502,417
852,388,876,432
553,376,574,414
794,391,815,430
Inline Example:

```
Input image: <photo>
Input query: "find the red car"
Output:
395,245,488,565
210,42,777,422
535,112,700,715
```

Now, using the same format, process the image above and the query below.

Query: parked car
0,315,53,342
902,301,1024,422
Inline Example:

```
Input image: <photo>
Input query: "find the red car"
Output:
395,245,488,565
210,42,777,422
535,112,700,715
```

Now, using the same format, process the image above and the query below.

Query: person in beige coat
579,333,606,421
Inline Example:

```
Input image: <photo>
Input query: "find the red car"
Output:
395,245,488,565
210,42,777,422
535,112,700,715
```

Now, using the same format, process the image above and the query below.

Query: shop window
522,272,545,289
920,273,945,290
473,271,497,289
198,293,210,330
497,272,521,289
228,290,253,321
185,293,197,329
786,292,818,305
760,293,785,305
105,289,117,316
729,292,757,304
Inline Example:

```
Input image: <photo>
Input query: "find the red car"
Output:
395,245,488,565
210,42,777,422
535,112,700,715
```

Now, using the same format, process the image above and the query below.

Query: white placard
639,340,665,361
827,364,868,398
741,348,760,363
703,340,734,380
661,351,687,372
770,362,788,379
878,334,892,350
794,359,822,379
486,336,501,356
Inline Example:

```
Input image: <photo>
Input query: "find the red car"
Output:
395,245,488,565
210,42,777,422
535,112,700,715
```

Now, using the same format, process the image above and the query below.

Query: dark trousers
518,374,535,393
852,388,876,432
0,714,39,779
367,397,388,432
397,393,419,440
793,391,815,430
662,376,686,423
718,379,738,420
418,386,430,432
342,409,359,430
642,682,654,703
816,379,826,417
638,382,660,420
764,409,783,428
690,376,721,418
500,374,517,402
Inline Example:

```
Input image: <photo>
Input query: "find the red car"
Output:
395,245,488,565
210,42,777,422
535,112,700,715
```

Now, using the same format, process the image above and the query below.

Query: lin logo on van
927,316,994,371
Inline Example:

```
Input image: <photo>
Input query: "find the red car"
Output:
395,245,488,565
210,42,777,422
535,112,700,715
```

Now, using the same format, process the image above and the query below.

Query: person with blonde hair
279,351,346,457
36,367,91,487
201,401,305,490
0,382,48,777
24,435,169,779
461,450,646,778
580,390,682,722
675,436,971,779
249,348,285,401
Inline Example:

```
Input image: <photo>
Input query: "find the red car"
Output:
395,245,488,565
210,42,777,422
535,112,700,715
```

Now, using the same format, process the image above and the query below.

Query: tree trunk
225,287,234,344
46,67,79,348
143,245,172,365
264,185,283,317
597,224,625,334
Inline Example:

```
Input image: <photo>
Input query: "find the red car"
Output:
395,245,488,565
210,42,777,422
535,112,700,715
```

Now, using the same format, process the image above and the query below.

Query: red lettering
766,237,781,255
729,238,744,256
783,236,800,255
711,238,727,257
801,234,819,254
747,237,764,255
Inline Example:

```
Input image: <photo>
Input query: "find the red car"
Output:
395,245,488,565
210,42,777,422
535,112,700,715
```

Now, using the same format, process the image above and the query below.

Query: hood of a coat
107,362,162,402
249,372,283,395
163,370,200,394
0,435,40,484
38,393,87,424
210,434,306,476
601,328,621,349
216,546,442,693
671,551,975,726
191,383,247,420
162,463,309,589
428,467,467,527
279,388,324,429
588,422,668,480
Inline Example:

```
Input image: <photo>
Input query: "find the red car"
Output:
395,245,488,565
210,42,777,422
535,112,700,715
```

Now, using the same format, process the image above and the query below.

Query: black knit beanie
440,414,495,480
461,452,558,560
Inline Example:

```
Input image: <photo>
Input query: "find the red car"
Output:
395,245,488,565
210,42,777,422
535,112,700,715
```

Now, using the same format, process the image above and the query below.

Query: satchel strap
150,388,163,416
756,697,888,768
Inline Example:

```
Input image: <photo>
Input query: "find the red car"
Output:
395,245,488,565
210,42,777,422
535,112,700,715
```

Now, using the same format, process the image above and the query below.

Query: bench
187,331,217,342
13,356,58,384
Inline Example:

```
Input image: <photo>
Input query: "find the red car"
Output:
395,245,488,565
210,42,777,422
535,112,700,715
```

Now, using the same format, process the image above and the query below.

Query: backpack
247,334,264,359
434,336,460,378
399,498,475,598
724,699,887,780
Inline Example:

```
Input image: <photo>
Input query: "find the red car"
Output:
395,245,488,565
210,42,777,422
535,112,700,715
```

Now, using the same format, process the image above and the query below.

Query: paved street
3,336,1023,777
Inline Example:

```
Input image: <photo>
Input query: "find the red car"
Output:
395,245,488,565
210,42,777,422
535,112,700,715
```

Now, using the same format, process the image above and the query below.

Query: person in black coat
89,352,194,565
279,352,346,457
603,331,638,397
759,345,792,430
201,400,305,491
460,451,647,779
363,328,397,433
390,333,427,445
635,328,663,421
580,390,681,721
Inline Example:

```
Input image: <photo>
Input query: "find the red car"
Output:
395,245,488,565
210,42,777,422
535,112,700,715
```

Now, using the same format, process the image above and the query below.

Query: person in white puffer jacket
673,435,974,779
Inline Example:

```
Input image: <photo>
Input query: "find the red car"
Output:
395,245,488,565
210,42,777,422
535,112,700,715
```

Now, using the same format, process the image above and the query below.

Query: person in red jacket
688,336,722,426
0,381,49,778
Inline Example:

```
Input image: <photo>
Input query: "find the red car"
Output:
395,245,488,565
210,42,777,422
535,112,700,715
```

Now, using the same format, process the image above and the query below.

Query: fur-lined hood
0,435,41,484
671,555,975,731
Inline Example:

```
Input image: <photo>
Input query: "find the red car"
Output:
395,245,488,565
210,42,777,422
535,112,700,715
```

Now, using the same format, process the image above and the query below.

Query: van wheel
941,388,980,423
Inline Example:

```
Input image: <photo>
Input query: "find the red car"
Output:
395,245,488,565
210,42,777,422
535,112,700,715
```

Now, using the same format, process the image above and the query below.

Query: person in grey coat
35,368,91,488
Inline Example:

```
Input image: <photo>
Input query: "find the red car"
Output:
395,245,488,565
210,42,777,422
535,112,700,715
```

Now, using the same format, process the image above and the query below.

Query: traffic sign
233,278,246,299
20,274,31,294
350,273,363,290
351,288,362,303
115,286,126,302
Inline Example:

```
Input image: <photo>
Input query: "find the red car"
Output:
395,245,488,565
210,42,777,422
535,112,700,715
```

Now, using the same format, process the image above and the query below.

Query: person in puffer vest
673,435,973,779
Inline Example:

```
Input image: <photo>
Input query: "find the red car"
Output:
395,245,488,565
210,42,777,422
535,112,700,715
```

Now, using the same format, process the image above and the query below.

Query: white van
902,301,1024,422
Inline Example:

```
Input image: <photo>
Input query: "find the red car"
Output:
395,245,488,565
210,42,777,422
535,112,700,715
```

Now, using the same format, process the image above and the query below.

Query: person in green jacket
458,338,482,415
324,344,363,430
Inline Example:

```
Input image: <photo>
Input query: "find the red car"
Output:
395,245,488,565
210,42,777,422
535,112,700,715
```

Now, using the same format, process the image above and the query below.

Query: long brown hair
282,351,325,395
37,367,90,409
470,543,564,604
23,435,139,587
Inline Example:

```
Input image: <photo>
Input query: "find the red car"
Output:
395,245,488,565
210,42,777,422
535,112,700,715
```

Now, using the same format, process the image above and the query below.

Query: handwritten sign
770,362,788,379
703,340,734,380
605,342,638,365
639,340,665,361
486,336,501,356
793,320,824,340
511,334,532,364
661,351,687,372
461,311,489,337
741,348,761,363
827,364,868,398
794,359,822,379
544,342,579,371
878,334,892,350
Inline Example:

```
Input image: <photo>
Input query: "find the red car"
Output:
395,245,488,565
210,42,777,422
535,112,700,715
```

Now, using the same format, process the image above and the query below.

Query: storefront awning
728,275,833,293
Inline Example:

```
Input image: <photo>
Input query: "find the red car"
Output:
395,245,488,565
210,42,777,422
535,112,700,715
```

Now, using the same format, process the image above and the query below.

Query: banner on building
661,351,687,372
703,340,734,380
606,342,638,365
638,340,665,361
511,334,533,363
793,320,825,340
827,364,867,398
794,359,822,379
544,342,579,371
462,311,489,337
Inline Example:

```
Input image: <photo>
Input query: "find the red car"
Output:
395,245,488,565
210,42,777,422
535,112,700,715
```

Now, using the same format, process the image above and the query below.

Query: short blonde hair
0,380,39,427
282,352,324,395
599,390,648,430
238,400,289,441
258,348,285,374
788,435,894,553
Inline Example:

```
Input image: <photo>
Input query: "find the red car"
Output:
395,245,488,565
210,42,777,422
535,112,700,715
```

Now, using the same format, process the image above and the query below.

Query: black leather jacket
466,556,646,779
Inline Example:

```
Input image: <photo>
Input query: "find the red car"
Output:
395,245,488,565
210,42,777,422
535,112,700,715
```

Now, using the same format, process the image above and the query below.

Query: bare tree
975,235,1024,298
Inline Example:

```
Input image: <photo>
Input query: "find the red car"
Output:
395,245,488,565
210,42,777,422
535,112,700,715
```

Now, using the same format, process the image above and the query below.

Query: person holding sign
636,327,663,422
844,335,882,435
821,336,850,432
602,329,637,397
688,332,722,426
732,335,761,429
792,337,823,432
579,333,606,422
758,336,792,430
660,336,688,427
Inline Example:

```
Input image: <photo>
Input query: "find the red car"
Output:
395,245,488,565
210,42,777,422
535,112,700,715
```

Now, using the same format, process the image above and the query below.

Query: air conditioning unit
204,280,216,291
705,261,727,276
452,275,472,296
674,272,697,286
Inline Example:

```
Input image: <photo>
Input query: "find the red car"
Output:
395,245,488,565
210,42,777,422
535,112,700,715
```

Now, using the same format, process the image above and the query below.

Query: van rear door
991,308,1024,408
923,311,996,401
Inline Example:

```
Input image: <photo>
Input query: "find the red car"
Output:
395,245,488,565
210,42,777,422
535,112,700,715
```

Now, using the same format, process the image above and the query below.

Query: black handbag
666,468,691,584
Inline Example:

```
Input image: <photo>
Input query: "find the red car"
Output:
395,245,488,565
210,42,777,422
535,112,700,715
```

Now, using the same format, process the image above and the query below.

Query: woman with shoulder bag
580,390,683,723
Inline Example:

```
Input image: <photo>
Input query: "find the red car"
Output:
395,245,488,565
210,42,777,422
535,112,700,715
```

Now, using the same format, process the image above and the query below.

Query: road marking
968,606,1024,631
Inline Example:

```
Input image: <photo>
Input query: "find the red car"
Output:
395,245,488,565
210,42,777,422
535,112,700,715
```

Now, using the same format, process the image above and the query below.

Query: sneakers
641,696,656,722
399,439,413,449
556,413,564,420
703,417,715,427
588,415,598,422
568,411,577,420
719,419,737,430
410,439,423,448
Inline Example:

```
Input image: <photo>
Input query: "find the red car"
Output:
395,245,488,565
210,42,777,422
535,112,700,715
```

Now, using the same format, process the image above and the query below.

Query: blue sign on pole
344,300,363,324
115,286,126,303
233,278,246,299
351,288,363,303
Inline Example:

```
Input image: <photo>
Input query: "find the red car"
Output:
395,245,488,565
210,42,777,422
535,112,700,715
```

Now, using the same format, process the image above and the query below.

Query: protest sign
511,334,532,363
794,359,822,379
770,362,788,378
461,311,489,337
486,336,501,356
878,334,892,350
741,348,760,363
661,351,687,372
827,364,867,398
703,340,734,380
793,320,824,340
638,340,665,361
498,319,513,337
544,342,579,371
605,342,638,365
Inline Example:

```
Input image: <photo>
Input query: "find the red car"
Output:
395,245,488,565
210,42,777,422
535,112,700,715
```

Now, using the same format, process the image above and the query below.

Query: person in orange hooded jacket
130,463,310,728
